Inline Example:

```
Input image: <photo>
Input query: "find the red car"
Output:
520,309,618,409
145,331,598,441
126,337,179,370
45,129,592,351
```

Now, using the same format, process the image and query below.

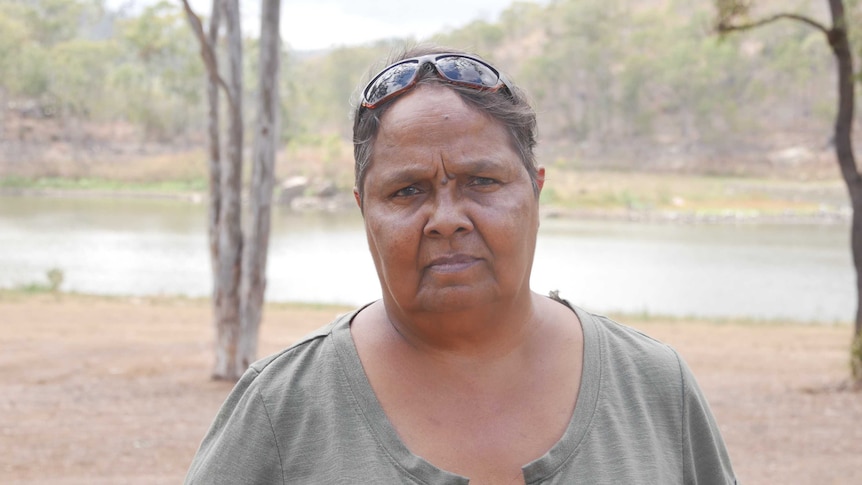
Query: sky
279,0,538,51
143,0,548,51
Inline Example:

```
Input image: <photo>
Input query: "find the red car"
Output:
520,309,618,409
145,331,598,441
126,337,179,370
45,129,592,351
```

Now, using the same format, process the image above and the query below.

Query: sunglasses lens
435,56,499,87
361,55,505,109
364,61,420,107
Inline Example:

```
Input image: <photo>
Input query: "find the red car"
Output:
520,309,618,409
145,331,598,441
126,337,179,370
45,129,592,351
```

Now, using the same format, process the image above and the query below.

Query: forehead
373,85,513,158
380,84,485,130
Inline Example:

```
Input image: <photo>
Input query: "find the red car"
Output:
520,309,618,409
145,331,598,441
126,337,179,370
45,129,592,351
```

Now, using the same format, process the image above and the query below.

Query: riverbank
0,167,851,225
1,291,859,484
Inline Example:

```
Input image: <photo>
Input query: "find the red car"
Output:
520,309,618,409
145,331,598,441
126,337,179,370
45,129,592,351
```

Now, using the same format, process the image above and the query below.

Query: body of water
0,195,853,323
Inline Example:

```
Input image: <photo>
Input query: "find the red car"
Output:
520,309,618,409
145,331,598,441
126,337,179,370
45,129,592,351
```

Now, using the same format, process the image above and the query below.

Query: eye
392,185,422,198
468,176,499,187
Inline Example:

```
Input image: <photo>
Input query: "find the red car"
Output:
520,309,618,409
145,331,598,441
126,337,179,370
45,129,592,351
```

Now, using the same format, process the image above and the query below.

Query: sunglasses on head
360,53,509,110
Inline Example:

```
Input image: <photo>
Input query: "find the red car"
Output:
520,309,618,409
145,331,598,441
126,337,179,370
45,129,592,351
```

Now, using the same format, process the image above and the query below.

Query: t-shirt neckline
330,300,602,484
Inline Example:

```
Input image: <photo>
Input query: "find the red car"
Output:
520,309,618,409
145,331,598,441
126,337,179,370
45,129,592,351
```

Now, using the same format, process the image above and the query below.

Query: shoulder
250,311,349,378
574,307,693,430
242,312,356,402
548,294,680,373
184,310,358,484
580,309,684,378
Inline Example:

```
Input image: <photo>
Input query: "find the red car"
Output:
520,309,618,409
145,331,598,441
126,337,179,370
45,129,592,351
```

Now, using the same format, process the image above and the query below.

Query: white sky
117,1,547,51
279,0,528,51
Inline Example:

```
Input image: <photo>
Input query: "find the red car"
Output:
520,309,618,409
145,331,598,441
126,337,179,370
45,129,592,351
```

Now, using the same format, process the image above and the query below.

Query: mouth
426,254,480,274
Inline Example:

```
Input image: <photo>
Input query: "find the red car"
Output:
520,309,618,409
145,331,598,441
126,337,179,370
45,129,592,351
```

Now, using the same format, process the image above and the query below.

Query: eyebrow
372,157,514,188
372,164,434,190
458,158,510,174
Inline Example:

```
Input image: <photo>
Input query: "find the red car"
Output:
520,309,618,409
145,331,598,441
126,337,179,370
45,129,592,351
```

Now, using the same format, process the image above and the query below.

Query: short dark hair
352,45,538,206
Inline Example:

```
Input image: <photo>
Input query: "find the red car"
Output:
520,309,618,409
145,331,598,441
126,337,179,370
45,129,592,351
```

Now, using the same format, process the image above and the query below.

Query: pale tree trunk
0,87,6,141
205,0,222,340
182,0,240,381
213,0,245,381
239,0,282,368
183,0,281,381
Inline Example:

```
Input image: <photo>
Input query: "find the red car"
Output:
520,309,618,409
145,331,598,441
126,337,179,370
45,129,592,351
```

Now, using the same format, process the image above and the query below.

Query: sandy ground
1,292,860,484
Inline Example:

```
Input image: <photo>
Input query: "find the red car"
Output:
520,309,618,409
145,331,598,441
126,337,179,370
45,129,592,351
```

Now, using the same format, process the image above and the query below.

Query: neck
380,291,544,360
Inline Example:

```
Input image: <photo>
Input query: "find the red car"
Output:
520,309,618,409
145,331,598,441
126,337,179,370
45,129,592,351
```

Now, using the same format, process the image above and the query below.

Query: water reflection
0,195,853,323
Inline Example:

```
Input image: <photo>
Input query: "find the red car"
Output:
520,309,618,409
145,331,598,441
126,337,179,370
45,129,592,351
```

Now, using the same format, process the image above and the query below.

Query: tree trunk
205,0,222,345
239,0,281,369
715,0,862,383
212,0,244,381
826,0,862,379
0,87,6,141
827,0,860,331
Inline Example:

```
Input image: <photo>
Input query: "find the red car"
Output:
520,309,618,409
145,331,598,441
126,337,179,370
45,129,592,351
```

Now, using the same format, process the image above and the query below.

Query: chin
410,285,502,314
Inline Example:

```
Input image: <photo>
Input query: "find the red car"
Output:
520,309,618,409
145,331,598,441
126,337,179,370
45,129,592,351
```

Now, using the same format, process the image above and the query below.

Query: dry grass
541,169,847,215
2,149,848,219
83,151,209,183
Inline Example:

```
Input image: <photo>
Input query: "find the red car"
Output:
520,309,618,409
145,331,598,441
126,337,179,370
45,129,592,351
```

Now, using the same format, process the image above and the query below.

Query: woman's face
358,85,544,315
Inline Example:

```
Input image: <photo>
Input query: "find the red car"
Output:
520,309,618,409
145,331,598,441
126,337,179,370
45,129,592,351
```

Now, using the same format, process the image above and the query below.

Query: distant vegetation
13,267,64,294
0,0,857,181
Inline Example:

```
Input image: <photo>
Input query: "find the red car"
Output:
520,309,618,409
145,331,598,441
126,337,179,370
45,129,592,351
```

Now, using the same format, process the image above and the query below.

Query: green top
185,301,736,484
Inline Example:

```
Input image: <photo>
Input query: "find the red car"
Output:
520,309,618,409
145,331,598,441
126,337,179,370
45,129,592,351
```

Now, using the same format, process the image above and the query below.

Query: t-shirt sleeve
184,367,284,485
678,354,738,485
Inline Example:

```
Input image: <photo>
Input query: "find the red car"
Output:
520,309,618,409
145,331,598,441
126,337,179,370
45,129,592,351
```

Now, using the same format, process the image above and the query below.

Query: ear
353,187,362,210
536,166,546,193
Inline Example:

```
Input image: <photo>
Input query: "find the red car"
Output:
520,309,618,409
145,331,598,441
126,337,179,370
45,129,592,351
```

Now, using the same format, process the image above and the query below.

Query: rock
768,146,813,166
278,176,309,205
312,180,339,198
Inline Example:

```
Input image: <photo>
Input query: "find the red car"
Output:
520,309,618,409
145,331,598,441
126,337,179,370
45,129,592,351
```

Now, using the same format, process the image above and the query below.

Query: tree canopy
0,0,855,176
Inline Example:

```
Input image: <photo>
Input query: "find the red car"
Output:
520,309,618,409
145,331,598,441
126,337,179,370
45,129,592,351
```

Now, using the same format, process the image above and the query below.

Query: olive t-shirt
185,302,736,484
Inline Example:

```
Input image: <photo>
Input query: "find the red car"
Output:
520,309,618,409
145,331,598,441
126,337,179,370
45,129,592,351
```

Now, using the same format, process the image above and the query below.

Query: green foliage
46,268,64,292
0,0,109,99
499,1,545,36
0,8,30,87
119,1,178,63
0,175,207,192
18,0,90,47
0,0,849,172
15,267,65,294
281,42,397,140
112,1,203,138
0,4,51,97
851,331,862,381
0,0,202,140
51,39,119,116
432,19,505,54
716,0,752,27
539,186,559,205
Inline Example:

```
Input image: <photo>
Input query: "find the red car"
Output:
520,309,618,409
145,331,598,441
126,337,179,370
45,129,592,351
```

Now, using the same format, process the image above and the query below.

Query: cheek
482,199,540,258
366,212,418,265
485,193,539,232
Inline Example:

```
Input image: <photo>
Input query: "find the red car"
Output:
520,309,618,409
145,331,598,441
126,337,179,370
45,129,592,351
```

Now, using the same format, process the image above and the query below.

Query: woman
185,46,736,484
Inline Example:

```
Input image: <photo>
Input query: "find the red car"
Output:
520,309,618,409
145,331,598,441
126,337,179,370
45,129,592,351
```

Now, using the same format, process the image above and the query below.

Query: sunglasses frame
360,53,509,110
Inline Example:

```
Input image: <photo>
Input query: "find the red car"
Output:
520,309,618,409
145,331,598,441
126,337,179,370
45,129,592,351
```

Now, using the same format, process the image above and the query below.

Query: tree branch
718,12,831,37
181,0,236,112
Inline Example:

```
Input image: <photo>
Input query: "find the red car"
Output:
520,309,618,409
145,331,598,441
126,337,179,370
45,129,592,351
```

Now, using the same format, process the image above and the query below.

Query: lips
426,254,480,273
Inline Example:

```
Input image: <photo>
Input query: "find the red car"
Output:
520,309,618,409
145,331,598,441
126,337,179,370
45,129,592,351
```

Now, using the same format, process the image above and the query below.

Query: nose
423,189,474,238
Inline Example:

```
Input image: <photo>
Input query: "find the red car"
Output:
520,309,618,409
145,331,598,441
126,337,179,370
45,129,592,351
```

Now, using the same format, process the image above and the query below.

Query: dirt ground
1,292,860,484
